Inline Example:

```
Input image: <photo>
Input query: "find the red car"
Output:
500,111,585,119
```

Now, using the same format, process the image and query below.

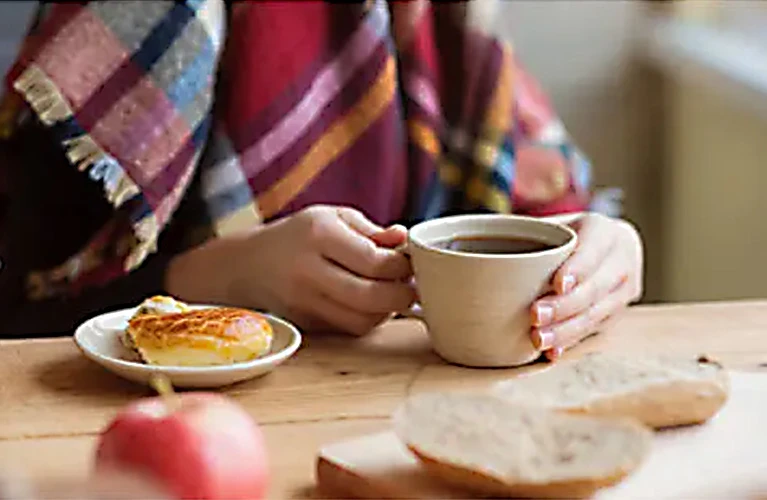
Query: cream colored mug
401,214,577,368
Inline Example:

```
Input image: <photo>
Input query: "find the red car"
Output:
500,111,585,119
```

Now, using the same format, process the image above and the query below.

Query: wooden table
1,300,767,498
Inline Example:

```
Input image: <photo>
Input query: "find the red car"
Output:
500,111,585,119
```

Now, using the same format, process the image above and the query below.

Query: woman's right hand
167,205,415,336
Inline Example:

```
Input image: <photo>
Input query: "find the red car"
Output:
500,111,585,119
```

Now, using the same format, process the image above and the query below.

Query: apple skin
95,393,269,500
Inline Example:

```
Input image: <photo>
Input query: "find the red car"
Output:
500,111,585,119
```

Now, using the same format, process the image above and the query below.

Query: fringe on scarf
13,64,160,298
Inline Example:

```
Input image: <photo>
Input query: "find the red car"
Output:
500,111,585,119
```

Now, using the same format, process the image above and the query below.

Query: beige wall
664,79,767,302
495,0,641,192
488,2,767,303
491,1,665,301
641,1,767,302
493,1,641,189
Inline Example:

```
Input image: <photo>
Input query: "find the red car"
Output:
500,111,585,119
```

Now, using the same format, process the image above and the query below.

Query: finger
304,289,388,336
552,215,616,294
336,207,385,238
370,224,408,249
532,251,627,327
305,255,415,314
532,281,634,352
320,217,411,280
337,208,408,250
545,346,564,362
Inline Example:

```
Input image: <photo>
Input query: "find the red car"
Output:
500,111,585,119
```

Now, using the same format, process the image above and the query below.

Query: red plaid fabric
1,0,592,300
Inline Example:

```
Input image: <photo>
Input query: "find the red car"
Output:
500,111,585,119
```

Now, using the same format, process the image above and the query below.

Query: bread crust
395,392,652,499
409,446,636,499
493,354,730,429
562,378,729,428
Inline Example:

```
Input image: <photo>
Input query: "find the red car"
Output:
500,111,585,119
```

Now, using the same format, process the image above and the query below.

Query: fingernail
532,328,555,350
532,303,553,326
561,274,576,294
545,347,564,362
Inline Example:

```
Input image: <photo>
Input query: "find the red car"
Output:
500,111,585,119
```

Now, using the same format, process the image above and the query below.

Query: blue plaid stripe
418,169,452,220
166,37,216,113
50,116,84,142
185,0,207,10
75,2,201,128
126,104,213,226
419,130,513,217
488,138,514,192
197,129,253,220
131,3,197,72
207,181,255,221
489,166,511,193
129,196,153,226
191,113,213,147
572,148,592,192
91,2,172,53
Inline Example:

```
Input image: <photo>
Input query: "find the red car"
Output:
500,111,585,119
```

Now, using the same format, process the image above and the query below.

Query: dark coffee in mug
433,235,556,254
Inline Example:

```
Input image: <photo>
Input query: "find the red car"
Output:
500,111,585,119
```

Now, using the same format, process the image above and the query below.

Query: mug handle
395,242,425,321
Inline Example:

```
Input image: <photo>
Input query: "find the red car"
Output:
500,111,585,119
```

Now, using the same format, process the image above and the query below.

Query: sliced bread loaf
492,353,729,428
394,392,652,499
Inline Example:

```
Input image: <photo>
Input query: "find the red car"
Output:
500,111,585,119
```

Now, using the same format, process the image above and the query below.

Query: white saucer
74,305,302,389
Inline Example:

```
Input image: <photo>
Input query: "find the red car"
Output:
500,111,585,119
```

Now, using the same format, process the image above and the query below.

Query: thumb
370,224,407,249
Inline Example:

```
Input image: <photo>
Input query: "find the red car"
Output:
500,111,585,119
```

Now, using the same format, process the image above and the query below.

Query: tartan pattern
1,0,592,300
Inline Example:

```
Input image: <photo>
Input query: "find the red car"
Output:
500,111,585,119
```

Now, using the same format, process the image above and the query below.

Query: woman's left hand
530,213,644,361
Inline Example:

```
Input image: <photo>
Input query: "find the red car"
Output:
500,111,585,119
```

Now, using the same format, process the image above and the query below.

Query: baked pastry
119,295,191,361
394,391,652,499
493,353,729,428
124,306,273,367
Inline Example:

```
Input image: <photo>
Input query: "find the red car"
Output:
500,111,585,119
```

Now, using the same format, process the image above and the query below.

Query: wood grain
317,372,767,499
0,419,390,499
1,301,767,498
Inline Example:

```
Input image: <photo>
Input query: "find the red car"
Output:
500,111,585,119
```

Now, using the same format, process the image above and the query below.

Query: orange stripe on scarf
256,56,397,219
465,46,514,213
408,118,440,159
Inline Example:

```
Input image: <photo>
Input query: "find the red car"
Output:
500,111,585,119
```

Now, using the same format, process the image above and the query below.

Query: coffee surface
432,235,556,254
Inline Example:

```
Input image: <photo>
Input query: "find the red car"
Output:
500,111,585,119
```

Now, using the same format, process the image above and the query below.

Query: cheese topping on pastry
133,295,190,317
125,302,273,367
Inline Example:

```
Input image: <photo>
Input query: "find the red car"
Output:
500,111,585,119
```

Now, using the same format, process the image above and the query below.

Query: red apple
95,391,269,500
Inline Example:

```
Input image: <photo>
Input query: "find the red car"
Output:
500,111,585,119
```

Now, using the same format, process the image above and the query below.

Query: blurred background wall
645,0,767,302
1,0,766,305
494,0,767,305
491,0,666,302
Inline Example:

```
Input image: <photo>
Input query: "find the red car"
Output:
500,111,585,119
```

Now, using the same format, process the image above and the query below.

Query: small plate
74,305,302,389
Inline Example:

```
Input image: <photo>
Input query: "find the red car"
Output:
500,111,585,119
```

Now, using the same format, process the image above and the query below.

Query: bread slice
394,392,652,498
493,353,729,429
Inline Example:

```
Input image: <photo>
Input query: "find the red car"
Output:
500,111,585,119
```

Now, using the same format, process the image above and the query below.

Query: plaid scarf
0,0,592,301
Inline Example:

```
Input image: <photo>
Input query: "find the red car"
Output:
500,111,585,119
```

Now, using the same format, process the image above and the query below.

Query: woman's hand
167,205,415,336
530,213,644,360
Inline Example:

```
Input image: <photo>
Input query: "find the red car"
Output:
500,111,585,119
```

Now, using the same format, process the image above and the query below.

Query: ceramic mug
403,214,577,368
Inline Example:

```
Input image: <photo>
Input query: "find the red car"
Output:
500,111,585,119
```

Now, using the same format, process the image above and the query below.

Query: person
0,0,642,361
